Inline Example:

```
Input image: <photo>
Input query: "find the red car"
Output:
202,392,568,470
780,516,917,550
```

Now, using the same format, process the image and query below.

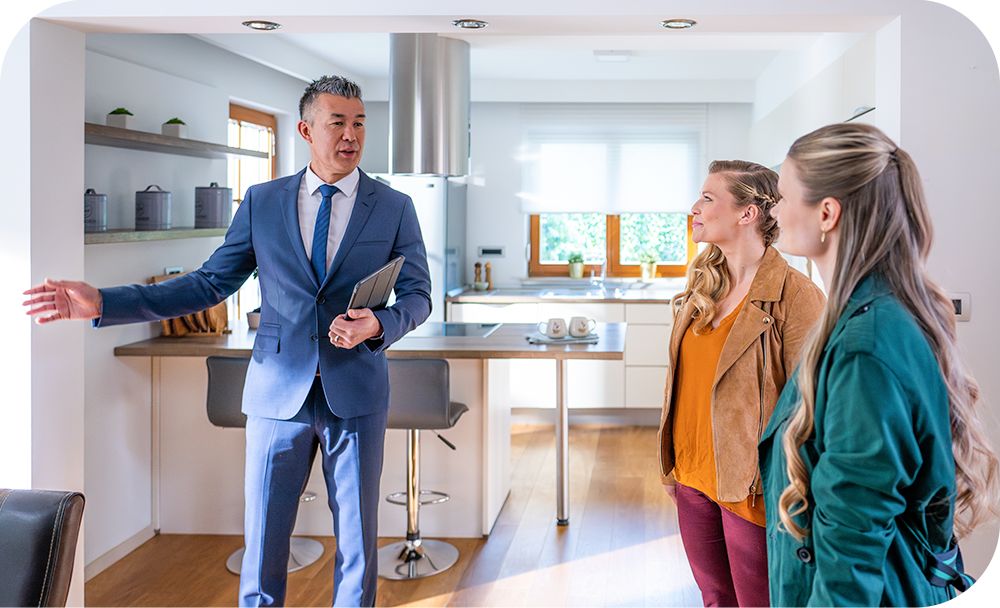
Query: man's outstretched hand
23,278,102,324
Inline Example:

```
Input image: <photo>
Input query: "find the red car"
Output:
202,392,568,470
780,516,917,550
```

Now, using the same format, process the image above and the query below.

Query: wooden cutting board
148,272,230,337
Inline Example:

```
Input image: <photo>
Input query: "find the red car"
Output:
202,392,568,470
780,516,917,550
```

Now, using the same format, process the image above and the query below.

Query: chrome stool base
377,539,459,580
225,537,325,575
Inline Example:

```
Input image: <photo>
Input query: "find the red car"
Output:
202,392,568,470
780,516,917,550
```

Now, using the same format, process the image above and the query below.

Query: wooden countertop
113,322,626,361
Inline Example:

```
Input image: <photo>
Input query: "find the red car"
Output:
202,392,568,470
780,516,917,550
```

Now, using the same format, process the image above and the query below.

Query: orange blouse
672,296,766,527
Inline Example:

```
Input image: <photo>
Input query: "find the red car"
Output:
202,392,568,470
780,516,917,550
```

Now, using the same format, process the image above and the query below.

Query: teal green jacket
759,275,962,607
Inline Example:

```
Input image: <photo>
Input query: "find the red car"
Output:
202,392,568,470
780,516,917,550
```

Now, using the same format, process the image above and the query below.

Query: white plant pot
106,114,134,129
568,262,584,279
161,123,188,138
246,311,260,329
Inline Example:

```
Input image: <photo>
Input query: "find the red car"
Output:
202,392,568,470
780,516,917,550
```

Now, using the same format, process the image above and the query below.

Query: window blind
517,103,707,214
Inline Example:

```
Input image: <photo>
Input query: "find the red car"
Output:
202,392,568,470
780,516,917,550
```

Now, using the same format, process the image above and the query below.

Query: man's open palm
23,278,102,324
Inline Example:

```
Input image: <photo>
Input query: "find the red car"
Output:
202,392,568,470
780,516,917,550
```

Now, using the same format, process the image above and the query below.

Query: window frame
229,103,278,199
529,214,696,278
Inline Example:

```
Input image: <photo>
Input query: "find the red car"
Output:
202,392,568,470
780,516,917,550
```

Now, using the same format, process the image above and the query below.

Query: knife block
148,272,230,337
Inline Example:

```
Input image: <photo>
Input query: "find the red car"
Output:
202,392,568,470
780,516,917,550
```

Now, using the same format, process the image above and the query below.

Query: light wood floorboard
85,425,700,607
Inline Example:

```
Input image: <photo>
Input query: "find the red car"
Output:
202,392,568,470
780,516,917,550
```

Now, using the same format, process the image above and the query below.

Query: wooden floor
85,425,700,607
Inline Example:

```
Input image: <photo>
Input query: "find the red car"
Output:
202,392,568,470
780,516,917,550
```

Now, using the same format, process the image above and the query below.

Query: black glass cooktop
408,323,500,338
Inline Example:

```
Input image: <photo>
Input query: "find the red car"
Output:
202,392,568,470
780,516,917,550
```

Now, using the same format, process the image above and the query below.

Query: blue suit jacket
98,169,432,420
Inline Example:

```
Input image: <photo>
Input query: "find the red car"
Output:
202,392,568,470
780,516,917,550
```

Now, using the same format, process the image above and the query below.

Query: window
529,213,695,277
228,103,277,203
228,104,278,316
518,103,704,278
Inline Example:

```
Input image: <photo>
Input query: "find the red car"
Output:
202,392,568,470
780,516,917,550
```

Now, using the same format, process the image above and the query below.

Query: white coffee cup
569,316,597,338
537,318,567,338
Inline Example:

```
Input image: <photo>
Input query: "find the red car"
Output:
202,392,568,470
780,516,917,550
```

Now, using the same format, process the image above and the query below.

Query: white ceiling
259,32,822,81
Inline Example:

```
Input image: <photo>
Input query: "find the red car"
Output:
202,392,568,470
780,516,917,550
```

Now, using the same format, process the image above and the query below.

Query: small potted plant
639,250,658,281
161,117,187,138
567,252,585,279
106,107,134,129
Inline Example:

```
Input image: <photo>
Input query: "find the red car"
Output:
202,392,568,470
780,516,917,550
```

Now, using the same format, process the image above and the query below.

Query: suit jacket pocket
254,322,281,353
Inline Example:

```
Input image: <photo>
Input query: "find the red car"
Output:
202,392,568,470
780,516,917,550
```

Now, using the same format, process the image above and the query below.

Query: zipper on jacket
749,329,767,507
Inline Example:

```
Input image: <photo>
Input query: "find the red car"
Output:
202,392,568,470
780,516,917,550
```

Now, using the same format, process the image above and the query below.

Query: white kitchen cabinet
625,303,674,325
448,302,539,323
625,323,672,366
626,366,668,409
568,360,625,408
537,302,625,323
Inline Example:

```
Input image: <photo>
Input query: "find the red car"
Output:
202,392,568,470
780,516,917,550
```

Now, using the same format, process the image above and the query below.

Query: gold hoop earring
820,231,827,244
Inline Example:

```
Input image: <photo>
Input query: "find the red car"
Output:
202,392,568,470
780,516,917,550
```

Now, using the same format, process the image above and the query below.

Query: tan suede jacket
658,246,825,502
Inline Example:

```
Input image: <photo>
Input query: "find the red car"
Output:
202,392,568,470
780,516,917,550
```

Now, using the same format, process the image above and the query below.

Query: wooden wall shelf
85,228,228,245
85,123,268,160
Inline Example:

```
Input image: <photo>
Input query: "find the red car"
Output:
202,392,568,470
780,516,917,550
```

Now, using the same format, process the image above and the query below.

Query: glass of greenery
567,252,585,279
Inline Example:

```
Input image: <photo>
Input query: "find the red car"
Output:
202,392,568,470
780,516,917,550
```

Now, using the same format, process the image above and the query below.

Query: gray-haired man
23,75,432,606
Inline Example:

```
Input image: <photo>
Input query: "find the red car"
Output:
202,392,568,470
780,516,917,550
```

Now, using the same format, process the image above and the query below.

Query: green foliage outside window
620,212,688,264
539,213,606,264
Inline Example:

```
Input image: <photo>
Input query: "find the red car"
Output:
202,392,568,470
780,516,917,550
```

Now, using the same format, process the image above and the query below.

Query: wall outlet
477,246,505,257
949,292,970,322
164,266,184,275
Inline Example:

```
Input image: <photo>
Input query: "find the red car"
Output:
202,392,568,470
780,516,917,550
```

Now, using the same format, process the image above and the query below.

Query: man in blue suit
23,76,431,606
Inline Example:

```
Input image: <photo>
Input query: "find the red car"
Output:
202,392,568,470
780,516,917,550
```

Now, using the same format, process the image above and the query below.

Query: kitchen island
114,322,625,537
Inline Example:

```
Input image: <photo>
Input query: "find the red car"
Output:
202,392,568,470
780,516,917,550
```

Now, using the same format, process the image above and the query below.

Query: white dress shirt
298,166,360,274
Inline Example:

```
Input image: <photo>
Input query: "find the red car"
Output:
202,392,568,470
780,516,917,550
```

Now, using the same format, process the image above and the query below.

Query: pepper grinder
485,262,493,290
473,262,484,290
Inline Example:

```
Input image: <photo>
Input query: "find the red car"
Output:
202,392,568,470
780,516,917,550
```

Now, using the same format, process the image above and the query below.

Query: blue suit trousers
239,378,387,607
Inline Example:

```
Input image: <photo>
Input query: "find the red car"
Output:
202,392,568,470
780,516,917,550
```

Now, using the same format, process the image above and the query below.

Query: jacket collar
827,273,891,341
746,246,789,304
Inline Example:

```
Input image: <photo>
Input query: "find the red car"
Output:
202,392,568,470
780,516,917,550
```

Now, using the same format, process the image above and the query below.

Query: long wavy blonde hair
778,123,999,540
673,160,780,332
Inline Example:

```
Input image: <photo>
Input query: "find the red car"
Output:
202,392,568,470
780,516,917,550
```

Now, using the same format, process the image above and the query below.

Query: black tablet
346,255,405,311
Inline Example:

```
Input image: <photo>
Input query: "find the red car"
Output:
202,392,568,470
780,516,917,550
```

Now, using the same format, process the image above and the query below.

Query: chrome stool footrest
386,489,450,506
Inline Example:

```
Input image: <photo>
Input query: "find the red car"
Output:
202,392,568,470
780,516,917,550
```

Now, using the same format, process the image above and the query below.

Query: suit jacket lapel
321,170,376,291
278,168,317,289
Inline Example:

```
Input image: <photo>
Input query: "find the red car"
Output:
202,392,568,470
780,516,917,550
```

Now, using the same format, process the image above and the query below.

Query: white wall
749,33,878,166
898,2,1000,577
0,18,88,606
466,102,752,287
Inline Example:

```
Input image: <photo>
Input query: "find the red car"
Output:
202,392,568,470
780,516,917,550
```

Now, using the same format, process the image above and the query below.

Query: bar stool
205,355,324,575
377,358,468,580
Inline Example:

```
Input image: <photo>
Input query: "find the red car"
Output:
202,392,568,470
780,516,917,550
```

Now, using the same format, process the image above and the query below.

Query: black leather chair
205,356,324,575
0,489,85,607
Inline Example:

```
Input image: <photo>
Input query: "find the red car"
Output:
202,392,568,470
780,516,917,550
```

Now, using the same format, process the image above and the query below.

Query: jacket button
763,317,771,324
310,334,318,342
316,296,326,304
796,547,813,563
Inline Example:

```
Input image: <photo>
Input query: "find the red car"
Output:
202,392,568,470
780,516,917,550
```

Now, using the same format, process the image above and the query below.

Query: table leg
556,358,569,525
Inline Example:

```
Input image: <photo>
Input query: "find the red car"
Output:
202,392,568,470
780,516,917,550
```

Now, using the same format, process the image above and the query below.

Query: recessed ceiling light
594,50,632,63
452,18,489,30
660,18,697,30
242,20,281,31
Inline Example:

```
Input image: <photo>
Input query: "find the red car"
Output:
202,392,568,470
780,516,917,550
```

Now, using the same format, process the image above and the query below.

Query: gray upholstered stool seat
378,358,467,581
205,356,324,575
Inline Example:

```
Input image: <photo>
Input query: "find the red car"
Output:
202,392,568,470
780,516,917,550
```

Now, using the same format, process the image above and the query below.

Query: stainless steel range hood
389,34,470,176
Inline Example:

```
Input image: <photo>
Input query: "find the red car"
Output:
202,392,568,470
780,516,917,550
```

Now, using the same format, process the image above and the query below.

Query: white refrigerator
372,174,467,322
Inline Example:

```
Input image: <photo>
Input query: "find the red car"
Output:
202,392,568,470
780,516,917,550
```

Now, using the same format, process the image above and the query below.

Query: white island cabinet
448,299,674,409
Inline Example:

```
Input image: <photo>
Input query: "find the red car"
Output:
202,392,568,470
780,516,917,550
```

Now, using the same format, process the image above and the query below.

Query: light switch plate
949,292,970,322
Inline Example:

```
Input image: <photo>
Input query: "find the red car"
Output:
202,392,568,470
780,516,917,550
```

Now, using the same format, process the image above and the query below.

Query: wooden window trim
529,214,695,278
229,103,277,181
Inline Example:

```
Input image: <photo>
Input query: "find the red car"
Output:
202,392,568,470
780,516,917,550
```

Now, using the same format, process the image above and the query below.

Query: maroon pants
675,483,770,607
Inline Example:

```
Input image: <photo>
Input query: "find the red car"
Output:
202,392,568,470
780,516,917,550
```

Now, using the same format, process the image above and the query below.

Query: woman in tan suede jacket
659,160,824,607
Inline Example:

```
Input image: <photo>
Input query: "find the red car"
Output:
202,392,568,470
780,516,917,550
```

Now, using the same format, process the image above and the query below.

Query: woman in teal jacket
759,122,999,606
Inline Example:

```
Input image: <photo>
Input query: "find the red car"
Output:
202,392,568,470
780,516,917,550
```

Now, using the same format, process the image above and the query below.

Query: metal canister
84,188,108,233
194,182,233,229
135,185,172,231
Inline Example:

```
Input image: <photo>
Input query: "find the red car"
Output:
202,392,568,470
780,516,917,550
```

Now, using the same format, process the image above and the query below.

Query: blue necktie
312,184,339,283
